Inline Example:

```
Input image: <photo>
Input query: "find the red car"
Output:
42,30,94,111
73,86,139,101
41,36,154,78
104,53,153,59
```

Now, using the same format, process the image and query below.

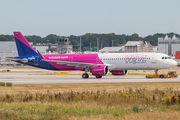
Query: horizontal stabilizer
5,57,28,63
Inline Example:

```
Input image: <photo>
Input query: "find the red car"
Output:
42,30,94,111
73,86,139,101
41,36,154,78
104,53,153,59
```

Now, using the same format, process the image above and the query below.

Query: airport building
99,41,156,53
0,41,18,61
33,38,73,54
124,41,154,53
99,46,124,53
0,41,32,67
158,34,180,56
33,45,49,54
57,38,73,54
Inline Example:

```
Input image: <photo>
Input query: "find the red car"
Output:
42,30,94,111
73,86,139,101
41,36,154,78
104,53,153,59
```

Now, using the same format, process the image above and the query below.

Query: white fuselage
98,53,177,70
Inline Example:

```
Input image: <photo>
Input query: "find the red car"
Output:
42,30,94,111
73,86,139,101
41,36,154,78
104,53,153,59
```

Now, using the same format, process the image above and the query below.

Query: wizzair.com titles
48,56,68,59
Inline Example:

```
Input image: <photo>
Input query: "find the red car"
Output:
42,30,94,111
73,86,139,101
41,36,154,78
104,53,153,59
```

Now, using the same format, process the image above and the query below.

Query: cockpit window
162,57,171,59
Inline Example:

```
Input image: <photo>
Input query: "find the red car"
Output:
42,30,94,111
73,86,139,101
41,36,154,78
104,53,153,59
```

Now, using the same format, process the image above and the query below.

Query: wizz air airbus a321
8,32,177,79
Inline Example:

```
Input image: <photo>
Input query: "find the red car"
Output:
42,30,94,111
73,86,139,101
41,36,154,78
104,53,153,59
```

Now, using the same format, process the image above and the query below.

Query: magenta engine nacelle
91,65,108,76
110,70,128,75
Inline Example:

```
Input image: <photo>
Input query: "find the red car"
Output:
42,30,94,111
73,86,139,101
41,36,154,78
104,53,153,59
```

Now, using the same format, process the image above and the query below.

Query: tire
82,73,89,79
159,75,164,79
96,76,102,79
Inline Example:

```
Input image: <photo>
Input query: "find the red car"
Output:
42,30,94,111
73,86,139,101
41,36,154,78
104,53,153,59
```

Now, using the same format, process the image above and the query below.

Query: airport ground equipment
0,82,13,87
146,71,177,78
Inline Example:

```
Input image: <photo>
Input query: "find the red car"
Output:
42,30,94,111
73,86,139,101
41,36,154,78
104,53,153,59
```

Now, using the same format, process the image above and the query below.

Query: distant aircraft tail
13,32,38,56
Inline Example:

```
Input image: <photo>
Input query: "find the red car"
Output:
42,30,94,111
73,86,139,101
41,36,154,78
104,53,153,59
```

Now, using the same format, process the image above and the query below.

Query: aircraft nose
171,60,177,67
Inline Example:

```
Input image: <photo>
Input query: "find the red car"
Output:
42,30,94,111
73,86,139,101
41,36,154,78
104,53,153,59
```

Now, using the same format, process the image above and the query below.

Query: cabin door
34,56,39,65
151,54,156,64
68,57,73,62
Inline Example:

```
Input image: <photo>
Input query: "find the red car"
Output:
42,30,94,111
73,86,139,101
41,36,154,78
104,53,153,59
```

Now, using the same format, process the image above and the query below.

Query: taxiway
0,72,180,84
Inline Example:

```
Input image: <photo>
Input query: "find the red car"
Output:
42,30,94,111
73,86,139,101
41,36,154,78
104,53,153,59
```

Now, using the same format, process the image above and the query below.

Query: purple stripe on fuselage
43,54,104,70
13,32,35,50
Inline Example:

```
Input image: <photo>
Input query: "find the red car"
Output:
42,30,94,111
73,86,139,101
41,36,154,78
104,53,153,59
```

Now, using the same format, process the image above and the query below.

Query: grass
0,83,180,119
1,82,180,95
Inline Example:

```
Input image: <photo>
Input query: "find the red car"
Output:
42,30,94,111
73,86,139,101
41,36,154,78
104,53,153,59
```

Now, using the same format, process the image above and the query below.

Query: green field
0,83,180,119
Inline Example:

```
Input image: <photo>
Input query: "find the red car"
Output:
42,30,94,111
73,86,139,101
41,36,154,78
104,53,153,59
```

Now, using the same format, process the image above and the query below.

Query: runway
0,71,180,84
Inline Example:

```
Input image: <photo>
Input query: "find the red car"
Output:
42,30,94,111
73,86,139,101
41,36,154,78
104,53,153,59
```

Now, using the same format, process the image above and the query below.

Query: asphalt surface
0,71,180,84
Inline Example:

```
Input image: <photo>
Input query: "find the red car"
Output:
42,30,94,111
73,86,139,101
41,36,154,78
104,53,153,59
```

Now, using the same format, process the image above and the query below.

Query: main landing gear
96,76,102,78
82,74,102,79
81,67,102,79
82,67,89,79
82,73,89,79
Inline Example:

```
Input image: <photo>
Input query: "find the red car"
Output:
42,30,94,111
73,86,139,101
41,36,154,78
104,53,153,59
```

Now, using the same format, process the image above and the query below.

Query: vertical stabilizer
13,32,37,56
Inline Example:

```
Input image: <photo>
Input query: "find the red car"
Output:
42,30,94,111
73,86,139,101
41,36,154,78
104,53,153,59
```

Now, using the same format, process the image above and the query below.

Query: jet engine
110,70,128,75
91,65,108,76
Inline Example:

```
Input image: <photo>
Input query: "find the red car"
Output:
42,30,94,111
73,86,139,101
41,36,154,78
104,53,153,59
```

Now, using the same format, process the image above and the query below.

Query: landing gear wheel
159,75,164,79
82,73,89,79
96,76,102,79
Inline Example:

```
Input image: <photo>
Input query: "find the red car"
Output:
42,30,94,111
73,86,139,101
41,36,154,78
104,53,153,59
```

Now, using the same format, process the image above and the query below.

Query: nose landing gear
155,69,158,74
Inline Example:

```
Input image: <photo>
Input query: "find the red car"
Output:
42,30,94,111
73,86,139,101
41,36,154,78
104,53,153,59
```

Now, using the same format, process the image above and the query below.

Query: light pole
80,36,82,53
47,40,49,45
97,38,99,52
111,40,114,47
90,43,91,51
3,42,5,61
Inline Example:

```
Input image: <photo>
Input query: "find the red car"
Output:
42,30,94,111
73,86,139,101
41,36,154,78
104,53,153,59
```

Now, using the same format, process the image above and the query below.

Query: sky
0,0,180,37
